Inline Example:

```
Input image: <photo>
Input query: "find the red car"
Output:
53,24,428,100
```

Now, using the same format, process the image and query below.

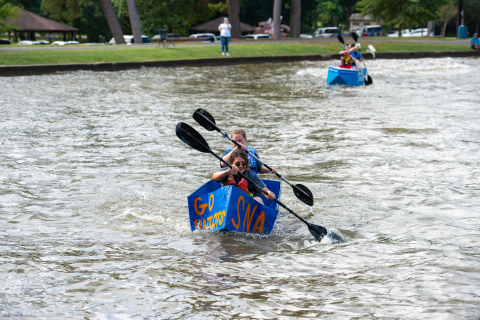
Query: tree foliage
42,0,114,41
437,1,456,37
0,0,21,32
357,0,449,34
134,0,221,35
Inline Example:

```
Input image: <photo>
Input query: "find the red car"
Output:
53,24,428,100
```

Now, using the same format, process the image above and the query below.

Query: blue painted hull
187,179,282,234
326,66,367,86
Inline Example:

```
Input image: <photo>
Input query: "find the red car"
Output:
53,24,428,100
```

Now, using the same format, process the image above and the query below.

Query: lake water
1,58,479,319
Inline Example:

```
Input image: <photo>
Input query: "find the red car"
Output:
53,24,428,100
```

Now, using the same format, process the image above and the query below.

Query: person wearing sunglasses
213,149,275,205
220,128,277,175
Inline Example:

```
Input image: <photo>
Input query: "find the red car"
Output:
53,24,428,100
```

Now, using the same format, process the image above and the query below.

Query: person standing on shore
470,33,480,51
218,17,231,56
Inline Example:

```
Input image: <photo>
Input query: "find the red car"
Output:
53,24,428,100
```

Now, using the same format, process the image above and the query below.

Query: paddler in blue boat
339,43,363,69
213,149,276,205
220,128,277,175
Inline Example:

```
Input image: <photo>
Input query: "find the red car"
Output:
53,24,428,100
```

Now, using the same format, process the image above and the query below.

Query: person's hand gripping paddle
193,108,314,207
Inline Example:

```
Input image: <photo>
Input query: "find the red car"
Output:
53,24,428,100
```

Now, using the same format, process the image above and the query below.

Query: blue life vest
225,147,258,174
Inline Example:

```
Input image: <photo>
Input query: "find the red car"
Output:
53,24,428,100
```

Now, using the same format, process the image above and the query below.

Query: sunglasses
233,162,246,167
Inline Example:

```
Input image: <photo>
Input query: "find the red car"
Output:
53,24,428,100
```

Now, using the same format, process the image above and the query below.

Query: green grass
0,41,472,66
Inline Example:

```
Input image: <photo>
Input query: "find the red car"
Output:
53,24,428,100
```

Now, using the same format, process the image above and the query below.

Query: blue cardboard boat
326,66,367,86
187,179,282,234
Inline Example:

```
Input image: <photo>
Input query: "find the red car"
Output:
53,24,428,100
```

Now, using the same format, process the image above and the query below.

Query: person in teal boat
220,128,277,175
213,149,275,205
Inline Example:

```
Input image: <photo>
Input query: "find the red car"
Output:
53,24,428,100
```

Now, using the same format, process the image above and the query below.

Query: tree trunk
228,0,241,39
126,0,142,45
442,21,447,37
399,24,402,37
99,0,125,44
290,0,301,38
273,0,282,38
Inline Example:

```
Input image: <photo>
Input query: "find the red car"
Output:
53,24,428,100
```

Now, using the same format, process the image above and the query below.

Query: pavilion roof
5,9,78,32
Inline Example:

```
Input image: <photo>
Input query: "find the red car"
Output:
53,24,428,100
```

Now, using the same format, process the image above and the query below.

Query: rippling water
1,58,479,319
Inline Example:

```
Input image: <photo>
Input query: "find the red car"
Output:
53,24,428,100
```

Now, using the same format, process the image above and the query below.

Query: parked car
364,25,384,36
243,34,271,40
51,40,80,45
108,35,152,45
388,29,411,37
17,40,49,45
313,27,342,38
300,34,313,38
404,28,433,37
352,26,366,37
0,39,11,45
189,33,218,42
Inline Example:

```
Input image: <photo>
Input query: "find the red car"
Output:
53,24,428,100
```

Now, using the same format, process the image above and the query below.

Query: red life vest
225,175,253,197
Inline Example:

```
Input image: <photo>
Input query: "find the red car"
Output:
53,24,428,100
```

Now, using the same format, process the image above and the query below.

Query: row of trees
2,0,480,41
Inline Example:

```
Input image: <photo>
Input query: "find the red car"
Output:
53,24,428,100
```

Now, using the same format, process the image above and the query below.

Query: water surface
1,58,479,319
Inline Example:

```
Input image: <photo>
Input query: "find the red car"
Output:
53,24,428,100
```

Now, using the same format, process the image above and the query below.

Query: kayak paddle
175,122,328,242
352,33,373,85
192,108,314,206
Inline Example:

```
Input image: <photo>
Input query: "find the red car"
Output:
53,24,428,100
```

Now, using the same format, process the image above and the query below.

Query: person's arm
212,167,235,181
219,24,222,32
228,24,231,29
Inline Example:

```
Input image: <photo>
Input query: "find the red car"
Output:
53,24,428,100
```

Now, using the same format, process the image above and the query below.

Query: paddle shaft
187,128,315,229
196,112,309,196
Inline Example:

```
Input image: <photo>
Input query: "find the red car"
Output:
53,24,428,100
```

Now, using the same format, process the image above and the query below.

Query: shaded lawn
0,41,471,66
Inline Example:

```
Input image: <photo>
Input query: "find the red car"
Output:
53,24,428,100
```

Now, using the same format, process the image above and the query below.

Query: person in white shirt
218,17,231,56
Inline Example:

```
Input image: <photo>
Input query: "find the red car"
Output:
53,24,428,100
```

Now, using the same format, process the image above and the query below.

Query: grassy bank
0,41,472,66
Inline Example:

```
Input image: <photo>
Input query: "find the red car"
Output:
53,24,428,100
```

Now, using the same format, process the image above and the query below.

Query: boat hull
326,66,367,86
187,179,282,234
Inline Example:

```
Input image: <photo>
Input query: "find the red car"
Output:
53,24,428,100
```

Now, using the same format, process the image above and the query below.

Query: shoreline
1,50,479,77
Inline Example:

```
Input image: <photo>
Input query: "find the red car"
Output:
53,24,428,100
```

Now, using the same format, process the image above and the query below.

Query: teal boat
326,66,367,86
187,179,282,234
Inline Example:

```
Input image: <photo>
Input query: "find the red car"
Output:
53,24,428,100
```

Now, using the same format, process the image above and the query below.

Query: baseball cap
224,17,229,21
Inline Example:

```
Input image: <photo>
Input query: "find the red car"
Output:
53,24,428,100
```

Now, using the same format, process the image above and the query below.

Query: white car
17,40,49,45
387,29,411,37
51,41,80,45
189,33,218,42
300,34,313,38
404,28,433,37
313,27,342,38
108,35,151,45
243,34,271,40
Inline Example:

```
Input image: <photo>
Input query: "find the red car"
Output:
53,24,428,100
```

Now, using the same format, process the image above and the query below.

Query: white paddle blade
368,44,376,52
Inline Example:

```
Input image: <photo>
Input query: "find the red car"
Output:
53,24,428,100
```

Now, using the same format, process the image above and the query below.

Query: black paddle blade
365,75,373,86
175,122,211,153
308,223,328,242
352,32,358,43
337,33,345,45
293,184,314,206
193,108,217,132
